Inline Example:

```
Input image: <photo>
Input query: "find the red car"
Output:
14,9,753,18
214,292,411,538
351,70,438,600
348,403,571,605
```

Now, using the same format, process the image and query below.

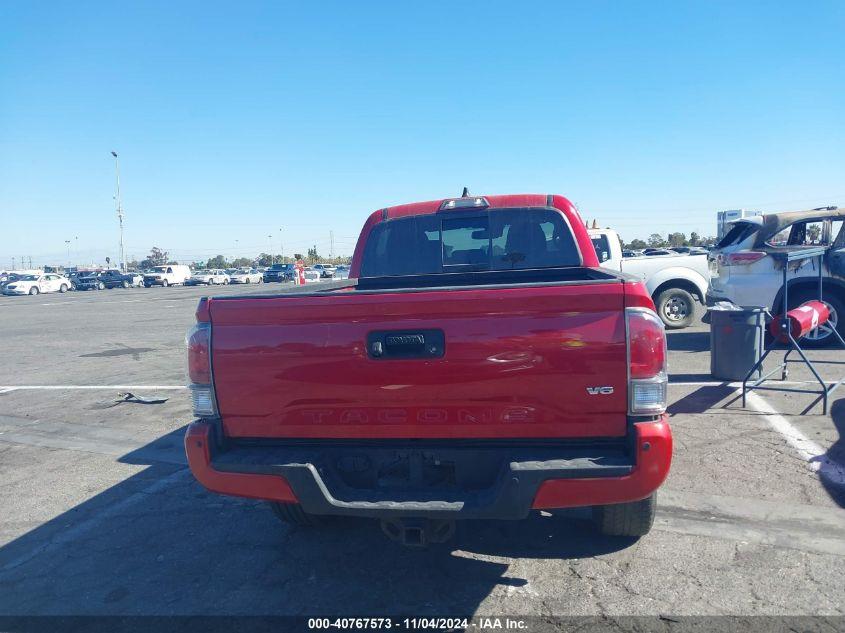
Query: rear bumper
185,419,671,519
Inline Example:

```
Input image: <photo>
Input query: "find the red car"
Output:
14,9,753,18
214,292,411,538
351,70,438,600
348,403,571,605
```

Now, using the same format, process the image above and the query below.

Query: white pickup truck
589,228,711,329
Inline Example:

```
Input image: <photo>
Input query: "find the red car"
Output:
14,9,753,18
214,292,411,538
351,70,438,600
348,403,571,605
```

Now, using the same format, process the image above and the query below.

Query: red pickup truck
185,193,672,546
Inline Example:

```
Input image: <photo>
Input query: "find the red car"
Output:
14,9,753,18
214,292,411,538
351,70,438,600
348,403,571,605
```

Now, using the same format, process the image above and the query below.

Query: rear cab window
591,235,611,263
360,207,581,277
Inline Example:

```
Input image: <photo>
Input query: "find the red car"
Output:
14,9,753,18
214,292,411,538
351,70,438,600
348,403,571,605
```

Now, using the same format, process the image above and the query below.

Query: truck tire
269,502,324,527
593,493,656,537
122,280,130,288
787,289,844,349
161,279,169,287
97,281,106,290
655,287,695,329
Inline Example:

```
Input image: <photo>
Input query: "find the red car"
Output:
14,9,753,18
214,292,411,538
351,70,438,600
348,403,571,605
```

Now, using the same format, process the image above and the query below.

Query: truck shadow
666,330,709,352
817,398,845,508
0,427,635,617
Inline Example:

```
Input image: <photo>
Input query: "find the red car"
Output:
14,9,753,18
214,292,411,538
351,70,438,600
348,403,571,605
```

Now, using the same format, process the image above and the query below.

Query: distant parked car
74,272,107,291
228,268,263,284
621,250,637,258
263,263,294,282
3,273,71,296
303,267,322,283
123,271,145,287
332,265,350,280
186,269,230,286
144,264,192,287
644,249,675,257
0,273,21,289
77,269,142,290
311,264,335,279
669,247,691,254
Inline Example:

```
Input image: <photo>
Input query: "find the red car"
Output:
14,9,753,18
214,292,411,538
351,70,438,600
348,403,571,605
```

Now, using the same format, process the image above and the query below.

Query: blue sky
1,1,843,267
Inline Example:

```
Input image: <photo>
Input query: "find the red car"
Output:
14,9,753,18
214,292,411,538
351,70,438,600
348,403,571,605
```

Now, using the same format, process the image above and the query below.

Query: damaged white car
707,206,845,346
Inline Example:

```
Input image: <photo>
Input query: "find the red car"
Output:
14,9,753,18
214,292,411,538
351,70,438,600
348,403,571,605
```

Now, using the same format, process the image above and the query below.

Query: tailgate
208,282,629,439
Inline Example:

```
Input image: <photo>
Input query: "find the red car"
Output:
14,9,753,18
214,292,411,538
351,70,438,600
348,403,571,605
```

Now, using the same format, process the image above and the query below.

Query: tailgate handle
367,329,445,360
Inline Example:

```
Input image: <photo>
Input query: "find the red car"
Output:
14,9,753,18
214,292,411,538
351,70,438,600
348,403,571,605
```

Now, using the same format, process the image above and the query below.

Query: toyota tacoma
184,193,672,545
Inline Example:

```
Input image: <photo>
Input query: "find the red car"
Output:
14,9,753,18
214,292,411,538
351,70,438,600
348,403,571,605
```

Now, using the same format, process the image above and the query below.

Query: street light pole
268,235,274,264
279,228,283,262
65,240,71,266
111,151,126,272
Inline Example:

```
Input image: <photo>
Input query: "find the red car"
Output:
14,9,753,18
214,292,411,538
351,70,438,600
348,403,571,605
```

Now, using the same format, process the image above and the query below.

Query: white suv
707,207,845,347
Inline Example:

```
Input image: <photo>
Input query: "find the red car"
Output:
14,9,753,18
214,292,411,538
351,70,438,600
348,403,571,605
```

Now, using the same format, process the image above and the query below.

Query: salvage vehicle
3,272,71,295
143,264,192,287
228,268,263,284
708,207,845,347
186,269,230,286
262,263,295,282
76,269,141,290
184,193,673,545
311,263,336,278
74,272,107,291
590,228,710,329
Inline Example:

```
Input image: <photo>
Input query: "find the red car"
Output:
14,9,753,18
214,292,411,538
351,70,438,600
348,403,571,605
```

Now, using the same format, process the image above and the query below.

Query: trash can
708,304,767,381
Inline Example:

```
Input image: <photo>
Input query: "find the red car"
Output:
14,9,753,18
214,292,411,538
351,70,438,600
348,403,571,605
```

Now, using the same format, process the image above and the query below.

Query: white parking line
744,390,845,486
0,385,186,391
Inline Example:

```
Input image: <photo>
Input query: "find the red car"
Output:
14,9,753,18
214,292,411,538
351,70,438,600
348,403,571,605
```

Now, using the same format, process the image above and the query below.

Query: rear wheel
655,288,696,329
787,289,844,348
29,286,39,295
161,279,169,287
269,502,325,527
122,280,130,288
59,284,68,293
593,493,656,537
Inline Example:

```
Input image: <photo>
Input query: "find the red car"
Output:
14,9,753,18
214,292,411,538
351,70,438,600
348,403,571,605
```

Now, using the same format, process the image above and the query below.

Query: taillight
626,308,667,415
187,323,211,384
187,319,216,417
723,251,766,266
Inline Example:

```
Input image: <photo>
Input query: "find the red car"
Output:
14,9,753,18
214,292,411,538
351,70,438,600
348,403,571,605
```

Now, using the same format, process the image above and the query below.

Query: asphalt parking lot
0,286,843,620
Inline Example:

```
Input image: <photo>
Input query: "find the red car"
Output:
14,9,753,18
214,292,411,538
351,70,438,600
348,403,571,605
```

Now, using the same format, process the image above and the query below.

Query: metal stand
742,247,845,415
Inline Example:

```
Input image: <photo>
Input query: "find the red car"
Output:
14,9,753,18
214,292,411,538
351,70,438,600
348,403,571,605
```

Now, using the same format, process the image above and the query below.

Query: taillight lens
187,322,216,417
626,308,667,415
723,251,766,266
187,323,211,384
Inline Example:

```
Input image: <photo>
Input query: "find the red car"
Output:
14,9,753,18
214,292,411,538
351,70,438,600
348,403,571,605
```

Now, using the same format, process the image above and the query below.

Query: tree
206,255,228,269
231,257,254,268
807,224,822,243
647,233,665,248
256,252,274,267
668,232,686,247
307,245,319,263
689,232,700,247
140,247,169,270
627,238,647,250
